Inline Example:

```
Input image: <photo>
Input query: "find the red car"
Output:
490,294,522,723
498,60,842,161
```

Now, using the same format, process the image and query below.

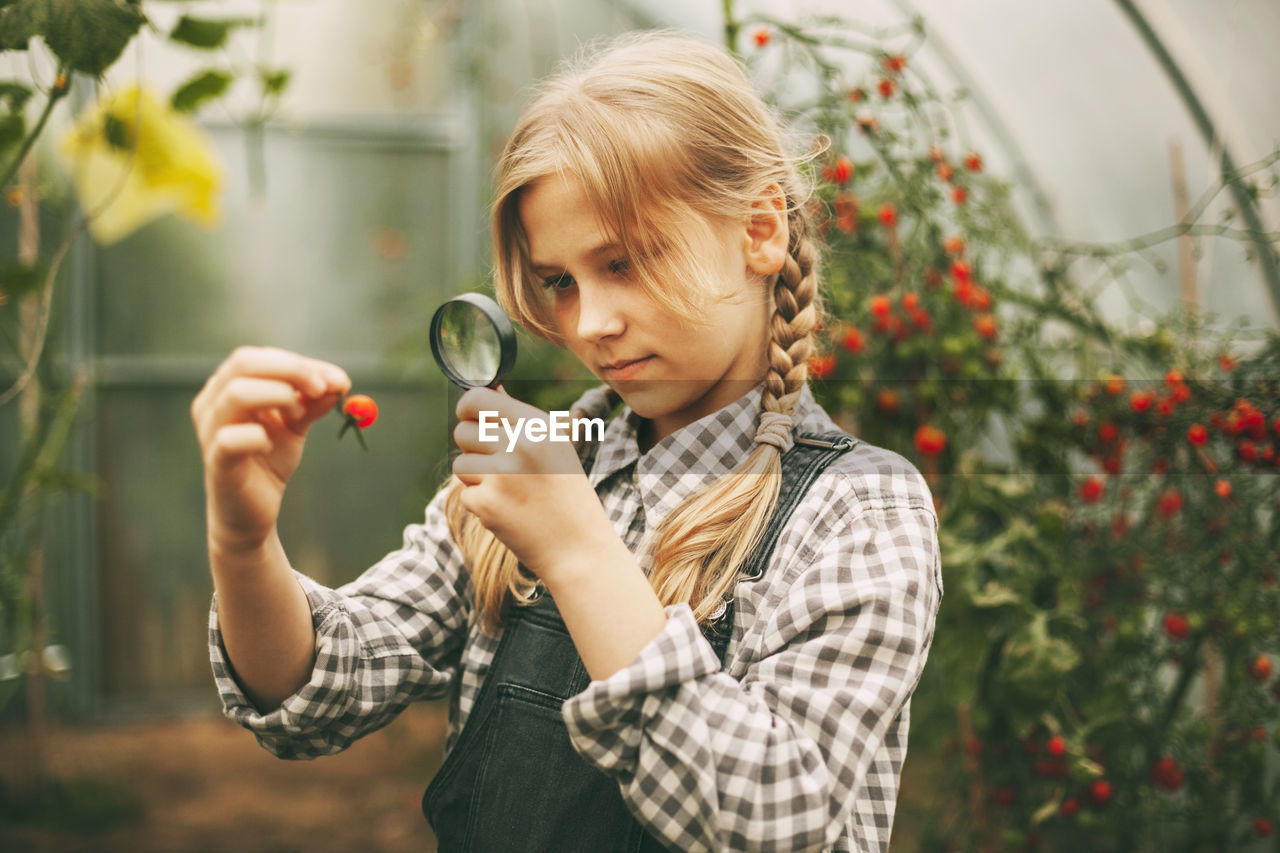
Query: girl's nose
575,282,625,342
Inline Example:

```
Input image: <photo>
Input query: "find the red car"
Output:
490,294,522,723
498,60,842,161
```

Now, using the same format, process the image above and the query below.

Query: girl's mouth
601,355,655,381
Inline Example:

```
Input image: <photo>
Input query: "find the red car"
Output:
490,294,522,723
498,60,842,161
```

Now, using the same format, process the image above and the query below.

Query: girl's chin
610,384,691,420
609,384,669,415
611,379,758,427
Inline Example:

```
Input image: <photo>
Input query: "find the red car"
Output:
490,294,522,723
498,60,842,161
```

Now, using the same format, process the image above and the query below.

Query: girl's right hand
192,347,351,556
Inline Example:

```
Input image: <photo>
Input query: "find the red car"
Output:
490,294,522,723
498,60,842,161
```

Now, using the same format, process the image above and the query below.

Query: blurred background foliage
749,9,1280,848
0,0,1277,850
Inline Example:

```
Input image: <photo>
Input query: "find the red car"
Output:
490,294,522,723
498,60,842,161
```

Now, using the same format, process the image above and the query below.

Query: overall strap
700,430,858,665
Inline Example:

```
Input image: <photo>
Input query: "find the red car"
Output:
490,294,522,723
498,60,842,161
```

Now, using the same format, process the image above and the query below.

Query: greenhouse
0,0,1277,850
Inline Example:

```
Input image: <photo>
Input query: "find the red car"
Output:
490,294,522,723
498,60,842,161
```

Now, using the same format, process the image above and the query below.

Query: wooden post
1171,140,1219,772
1168,140,1198,314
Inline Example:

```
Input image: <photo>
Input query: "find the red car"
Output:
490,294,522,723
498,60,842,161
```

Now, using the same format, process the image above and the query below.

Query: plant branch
0,67,69,192
0,77,150,409
1041,149,1280,259
1144,631,1206,771
0,217,86,408
1045,221,1280,259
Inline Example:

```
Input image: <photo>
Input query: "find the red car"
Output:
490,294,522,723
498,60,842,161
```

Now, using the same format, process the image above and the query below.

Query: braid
646,202,824,623
763,204,820,416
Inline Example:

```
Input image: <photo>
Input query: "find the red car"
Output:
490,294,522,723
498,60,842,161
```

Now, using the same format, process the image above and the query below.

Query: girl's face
519,174,774,445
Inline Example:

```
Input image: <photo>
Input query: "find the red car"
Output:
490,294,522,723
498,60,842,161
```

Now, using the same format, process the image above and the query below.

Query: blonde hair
448,30,822,633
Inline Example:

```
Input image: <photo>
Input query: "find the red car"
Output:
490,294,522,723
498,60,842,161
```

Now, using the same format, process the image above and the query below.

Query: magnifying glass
429,293,517,389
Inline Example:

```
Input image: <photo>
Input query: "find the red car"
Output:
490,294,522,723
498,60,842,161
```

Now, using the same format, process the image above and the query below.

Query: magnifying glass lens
430,293,517,389
436,301,501,385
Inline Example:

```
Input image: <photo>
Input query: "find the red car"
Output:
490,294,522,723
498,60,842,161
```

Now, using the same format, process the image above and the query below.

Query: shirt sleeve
561,494,941,852
208,488,473,759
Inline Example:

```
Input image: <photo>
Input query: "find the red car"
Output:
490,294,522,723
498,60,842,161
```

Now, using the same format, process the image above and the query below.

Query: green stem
1144,630,1206,772
1045,221,1280,260
722,0,739,57
0,70,69,191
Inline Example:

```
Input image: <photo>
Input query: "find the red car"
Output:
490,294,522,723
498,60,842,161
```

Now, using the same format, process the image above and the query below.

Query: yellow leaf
57,85,222,245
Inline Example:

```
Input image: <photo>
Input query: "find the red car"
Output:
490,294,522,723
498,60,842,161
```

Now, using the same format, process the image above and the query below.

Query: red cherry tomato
343,394,379,429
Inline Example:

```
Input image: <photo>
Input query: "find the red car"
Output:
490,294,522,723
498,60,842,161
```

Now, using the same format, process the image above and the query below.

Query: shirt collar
586,382,836,528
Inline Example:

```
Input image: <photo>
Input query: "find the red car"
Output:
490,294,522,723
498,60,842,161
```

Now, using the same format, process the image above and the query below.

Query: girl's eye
542,273,575,291
607,258,631,276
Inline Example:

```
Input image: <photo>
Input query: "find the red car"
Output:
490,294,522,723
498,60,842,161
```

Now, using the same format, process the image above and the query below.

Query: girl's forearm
546,535,668,682
209,530,317,711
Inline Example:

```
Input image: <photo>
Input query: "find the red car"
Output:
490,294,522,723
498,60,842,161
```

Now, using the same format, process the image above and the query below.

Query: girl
194,31,941,852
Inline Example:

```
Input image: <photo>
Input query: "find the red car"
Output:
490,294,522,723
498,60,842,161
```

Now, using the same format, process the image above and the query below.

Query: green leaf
39,0,147,76
969,580,1022,609
170,69,233,114
1073,755,1105,778
1033,501,1067,540
0,381,84,538
1005,614,1080,679
1030,797,1059,826
102,113,130,149
0,0,46,52
0,110,24,150
0,259,46,298
169,14,259,50
0,81,31,110
258,68,290,98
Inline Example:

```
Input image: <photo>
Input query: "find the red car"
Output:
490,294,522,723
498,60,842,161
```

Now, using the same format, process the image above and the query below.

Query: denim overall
423,431,857,852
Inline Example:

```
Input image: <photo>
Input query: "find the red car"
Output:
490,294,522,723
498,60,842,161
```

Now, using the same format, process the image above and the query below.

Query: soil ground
0,701,934,852
0,702,450,853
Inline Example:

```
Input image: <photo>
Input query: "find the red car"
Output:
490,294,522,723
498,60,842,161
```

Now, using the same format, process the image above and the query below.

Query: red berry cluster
876,52,905,100
1031,735,1070,780
914,424,947,456
1250,653,1273,683
807,194,1011,469
1162,611,1190,640
1149,756,1185,792
1072,367,1279,478
823,154,854,186
807,353,836,380
1002,734,1116,822
867,291,932,339
1211,397,1280,468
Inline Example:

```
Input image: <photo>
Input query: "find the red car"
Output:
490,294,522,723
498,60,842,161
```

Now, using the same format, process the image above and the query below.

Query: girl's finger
199,347,350,414
204,422,273,472
283,391,345,436
258,408,287,433
452,451,495,486
452,419,490,454
455,386,530,424
198,376,307,444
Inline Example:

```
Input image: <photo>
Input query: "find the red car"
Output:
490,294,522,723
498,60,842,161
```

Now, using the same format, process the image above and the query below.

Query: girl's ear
743,185,789,277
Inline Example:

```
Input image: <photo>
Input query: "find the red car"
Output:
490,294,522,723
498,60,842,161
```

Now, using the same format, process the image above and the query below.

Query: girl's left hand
452,387,618,582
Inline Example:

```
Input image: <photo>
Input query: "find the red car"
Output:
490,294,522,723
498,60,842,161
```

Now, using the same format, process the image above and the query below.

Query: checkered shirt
209,383,942,852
